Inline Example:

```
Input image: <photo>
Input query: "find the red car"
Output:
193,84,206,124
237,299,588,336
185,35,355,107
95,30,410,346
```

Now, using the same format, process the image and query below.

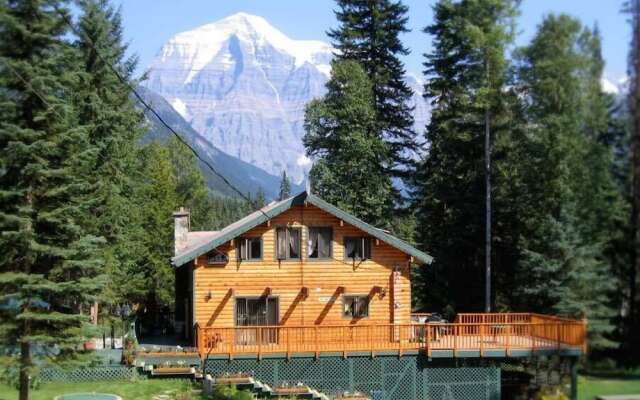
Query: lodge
169,190,586,399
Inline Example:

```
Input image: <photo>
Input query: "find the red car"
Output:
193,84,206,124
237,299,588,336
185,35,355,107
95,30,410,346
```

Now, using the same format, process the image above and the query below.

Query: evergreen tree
413,0,519,312
304,60,393,227
515,15,619,351
624,0,640,363
166,136,210,230
328,0,417,186
0,1,104,398
72,0,147,318
279,170,292,200
255,187,266,208
135,142,178,310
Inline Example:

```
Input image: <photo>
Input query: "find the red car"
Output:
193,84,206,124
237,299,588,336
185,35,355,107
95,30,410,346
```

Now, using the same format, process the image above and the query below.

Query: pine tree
166,136,210,229
0,1,104,398
413,0,519,312
328,0,417,185
136,142,178,310
255,187,266,208
304,60,393,227
624,0,640,363
515,15,619,351
73,0,147,319
279,170,292,200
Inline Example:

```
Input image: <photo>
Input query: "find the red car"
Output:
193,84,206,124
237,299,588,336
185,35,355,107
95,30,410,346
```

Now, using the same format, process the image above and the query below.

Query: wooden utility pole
484,55,492,314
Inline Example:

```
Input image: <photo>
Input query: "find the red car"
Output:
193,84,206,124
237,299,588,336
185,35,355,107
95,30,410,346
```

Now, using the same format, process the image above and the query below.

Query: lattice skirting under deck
205,355,501,400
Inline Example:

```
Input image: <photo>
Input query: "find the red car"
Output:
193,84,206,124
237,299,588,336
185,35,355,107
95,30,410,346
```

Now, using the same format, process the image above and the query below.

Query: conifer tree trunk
19,341,29,400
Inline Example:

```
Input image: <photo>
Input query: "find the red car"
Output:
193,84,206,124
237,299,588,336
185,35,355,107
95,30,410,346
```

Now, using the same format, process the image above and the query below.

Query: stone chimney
173,207,190,255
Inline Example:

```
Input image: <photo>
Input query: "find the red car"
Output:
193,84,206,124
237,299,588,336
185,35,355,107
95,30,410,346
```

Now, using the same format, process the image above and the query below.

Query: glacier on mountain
146,12,429,184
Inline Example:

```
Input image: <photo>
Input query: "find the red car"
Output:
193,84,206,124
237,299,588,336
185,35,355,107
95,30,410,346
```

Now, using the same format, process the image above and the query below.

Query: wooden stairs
206,374,332,399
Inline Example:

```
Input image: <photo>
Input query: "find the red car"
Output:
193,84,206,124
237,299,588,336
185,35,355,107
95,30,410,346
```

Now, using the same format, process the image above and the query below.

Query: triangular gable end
171,191,433,267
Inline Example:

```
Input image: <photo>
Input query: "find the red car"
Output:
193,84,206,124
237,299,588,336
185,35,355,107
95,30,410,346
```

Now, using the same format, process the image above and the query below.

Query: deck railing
196,313,587,359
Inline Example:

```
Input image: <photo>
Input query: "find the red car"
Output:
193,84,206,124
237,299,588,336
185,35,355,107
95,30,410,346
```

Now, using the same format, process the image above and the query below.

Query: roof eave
171,192,307,267
171,191,434,267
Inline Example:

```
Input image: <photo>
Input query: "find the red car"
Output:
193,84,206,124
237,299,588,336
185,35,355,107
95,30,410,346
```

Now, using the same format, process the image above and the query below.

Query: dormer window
276,227,301,260
237,237,262,261
344,237,371,260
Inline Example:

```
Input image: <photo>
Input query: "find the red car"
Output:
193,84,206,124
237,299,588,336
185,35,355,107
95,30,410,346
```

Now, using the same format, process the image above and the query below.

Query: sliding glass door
235,297,278,345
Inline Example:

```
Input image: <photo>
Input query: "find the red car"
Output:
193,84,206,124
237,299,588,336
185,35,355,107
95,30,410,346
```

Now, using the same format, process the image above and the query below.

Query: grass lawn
0,379,206,400
579,375,640,400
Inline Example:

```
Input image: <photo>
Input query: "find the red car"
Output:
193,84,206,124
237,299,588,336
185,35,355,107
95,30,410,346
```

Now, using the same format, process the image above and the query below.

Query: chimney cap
173,207,190,217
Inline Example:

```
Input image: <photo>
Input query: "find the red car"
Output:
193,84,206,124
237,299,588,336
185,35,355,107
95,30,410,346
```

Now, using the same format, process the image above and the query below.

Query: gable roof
171,191,433,267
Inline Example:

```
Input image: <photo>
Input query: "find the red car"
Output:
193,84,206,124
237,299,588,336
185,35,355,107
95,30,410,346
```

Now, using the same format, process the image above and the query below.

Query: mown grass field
579,375,640,400
1,374,639,400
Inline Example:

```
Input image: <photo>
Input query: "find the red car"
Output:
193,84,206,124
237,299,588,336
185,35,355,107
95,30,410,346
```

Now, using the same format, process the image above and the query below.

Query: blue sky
115,0,629,82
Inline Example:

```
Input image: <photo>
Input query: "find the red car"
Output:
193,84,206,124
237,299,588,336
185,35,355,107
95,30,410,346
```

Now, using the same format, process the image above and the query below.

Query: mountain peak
161,12,332,80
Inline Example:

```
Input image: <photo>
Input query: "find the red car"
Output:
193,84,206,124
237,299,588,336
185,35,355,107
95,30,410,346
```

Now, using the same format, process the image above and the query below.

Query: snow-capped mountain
146,12,430,184
601,76,628,96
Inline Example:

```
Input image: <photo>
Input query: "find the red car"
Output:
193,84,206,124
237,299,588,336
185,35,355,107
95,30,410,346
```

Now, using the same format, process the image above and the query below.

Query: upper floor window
343,295,369,318
344,237,371,260
276,227,301,260
237,237,262,261
206,250,229,265
308,227,332,259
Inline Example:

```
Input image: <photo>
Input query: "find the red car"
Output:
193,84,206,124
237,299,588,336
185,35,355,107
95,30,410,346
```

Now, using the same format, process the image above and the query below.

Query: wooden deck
196,313,586,360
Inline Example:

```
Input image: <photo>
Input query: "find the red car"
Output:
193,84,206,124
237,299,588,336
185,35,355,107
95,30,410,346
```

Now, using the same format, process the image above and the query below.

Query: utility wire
53,6,266,214
52,7,400,270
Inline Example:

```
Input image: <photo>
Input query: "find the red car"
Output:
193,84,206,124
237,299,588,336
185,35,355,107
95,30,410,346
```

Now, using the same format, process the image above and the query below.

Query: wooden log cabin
169,190,587,399
172,191,431,349
171,191,586,362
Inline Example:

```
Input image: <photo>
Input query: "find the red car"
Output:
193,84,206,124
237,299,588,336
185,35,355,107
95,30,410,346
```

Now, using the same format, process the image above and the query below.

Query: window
276,227,301,260
206,250,229,265
237,237,262,260
343,295,369,318
235,297,279,345
308,227,332,259
344,237,371,260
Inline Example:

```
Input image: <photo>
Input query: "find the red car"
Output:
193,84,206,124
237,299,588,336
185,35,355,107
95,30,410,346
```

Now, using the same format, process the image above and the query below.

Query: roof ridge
172,191,432,266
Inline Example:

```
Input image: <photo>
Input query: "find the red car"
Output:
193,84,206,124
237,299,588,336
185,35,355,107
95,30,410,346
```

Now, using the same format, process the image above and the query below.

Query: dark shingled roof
171,191,433,267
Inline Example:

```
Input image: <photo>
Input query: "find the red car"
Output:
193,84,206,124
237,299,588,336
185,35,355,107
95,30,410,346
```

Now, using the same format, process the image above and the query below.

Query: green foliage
513,14,621,351
304,60,394,227
0,1,106,398
71,0,148,313
254,187,266,208
414,0,519,312
212,385,254,400
329,0,417,189
279,170,292,200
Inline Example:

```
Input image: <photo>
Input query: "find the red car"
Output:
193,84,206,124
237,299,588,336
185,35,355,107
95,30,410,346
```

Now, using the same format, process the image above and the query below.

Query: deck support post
257,327,262,361
569,357,578,400
342,326,347,359
314,326,319,359
480,324,484,357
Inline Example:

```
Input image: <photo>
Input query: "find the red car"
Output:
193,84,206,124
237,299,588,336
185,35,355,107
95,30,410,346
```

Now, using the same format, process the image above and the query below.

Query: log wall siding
193,204,412,328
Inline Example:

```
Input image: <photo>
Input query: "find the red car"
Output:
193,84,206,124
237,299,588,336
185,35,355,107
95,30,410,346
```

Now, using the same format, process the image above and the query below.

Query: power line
52,7,404,270
53,5,266,214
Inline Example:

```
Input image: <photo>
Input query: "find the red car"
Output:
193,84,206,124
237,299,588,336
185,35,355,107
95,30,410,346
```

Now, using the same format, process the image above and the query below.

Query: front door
235,297,278,345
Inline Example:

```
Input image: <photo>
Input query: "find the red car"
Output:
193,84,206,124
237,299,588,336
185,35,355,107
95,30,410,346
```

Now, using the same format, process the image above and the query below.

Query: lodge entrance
235,296,279,345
